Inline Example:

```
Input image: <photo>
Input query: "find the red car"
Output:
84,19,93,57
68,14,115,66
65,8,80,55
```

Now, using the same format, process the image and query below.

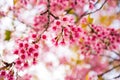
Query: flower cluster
0,70,14,80
13,38,39,70
0,0,119,80
51,18,120,55
34,15,47,27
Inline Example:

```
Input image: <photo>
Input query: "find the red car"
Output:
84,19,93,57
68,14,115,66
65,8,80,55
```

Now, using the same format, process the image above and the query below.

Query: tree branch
112,51,120,57
77,0,108,22
33,0,59,44
0,61,14,71
113,74,120,79
98,64,120,77
101,54,120,61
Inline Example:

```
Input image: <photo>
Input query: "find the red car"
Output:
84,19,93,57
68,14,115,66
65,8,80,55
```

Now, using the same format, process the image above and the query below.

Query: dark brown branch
0,61,14,70
94,0,100,6
112,51,120,57
33,0,59,44
65,8,73,14
47,0,50,27
32,23,49,44
101,55,120,61
98,64,120,77
50,12,59,19
113,74,120,79
85,0,107,15
77,0,108,22
54,26,64,42
40,10,48,15
75,0,77,5
32,0,50,44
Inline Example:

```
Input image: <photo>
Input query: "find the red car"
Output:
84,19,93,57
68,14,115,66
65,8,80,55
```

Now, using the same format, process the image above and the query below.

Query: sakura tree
0,0,120,80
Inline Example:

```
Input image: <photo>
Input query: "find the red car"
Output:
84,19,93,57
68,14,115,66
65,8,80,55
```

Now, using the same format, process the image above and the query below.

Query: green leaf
4,30,12,41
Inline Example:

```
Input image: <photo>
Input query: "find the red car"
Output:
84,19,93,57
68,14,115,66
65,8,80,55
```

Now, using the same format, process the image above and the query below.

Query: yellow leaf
71,45,79,53
99,16,107,23
87,15,93,24
99,15,115,26
98,76,103,80
79,37,84,43
4,30,12,41
81,23,87,29
76,59,84,64
85,73,89,80
75,14,79,23
68,9,75,14
14,0,18,5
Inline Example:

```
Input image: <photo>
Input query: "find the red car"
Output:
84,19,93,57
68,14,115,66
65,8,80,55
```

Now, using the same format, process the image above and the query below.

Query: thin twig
101,54,120,61
32,0,51,43
112,51,120,57
113,74,120,79
77,0,108,22
65,8,73,14
50,12,59,19
0,61,14,71
33,0,59,44
98,64,120,77
40,10,48,15
85,0,108,15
